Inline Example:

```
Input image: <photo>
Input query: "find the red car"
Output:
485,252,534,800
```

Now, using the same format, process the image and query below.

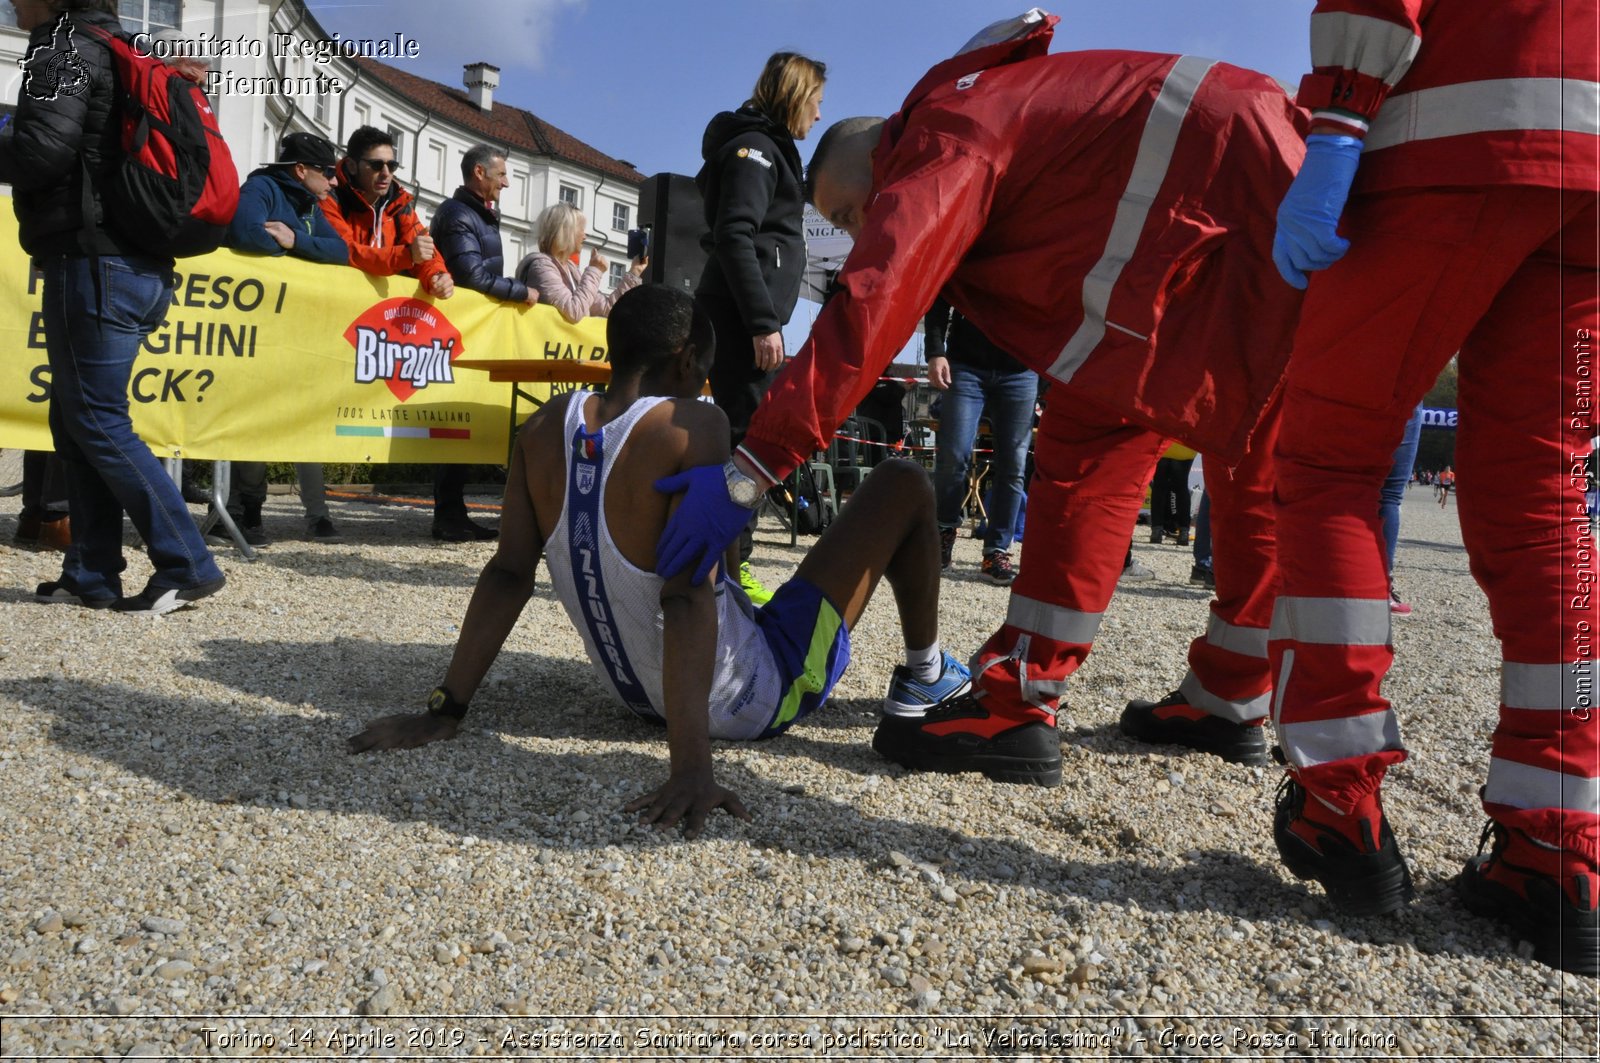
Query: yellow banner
0,199,609,463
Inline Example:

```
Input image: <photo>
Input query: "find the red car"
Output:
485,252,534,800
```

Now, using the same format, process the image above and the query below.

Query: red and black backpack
80,23,238,257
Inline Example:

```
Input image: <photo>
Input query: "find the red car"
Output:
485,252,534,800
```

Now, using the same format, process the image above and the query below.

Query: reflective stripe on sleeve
1366,78,1600,152
1048,55,1215,384
1178,672,1271,724
1269,596,1392,647
1309,11,1420,86
1005,593,1103,645
1501,660,1598,713
1485,757,1600,816
1206,613,1269,659
1278,710,1402,768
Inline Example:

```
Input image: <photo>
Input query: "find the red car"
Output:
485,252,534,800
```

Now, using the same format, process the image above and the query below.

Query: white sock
905,642,942,683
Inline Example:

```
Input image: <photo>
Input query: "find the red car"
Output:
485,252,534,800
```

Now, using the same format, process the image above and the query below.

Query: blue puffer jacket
227,166,348,265
431,186,529,303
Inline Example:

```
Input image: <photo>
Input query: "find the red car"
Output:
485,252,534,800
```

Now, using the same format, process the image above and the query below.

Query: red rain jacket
1298,0,1599,194
740,16,1308,482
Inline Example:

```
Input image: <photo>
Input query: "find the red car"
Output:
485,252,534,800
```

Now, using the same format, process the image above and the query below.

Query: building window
313,92,328,125
386,126,405,166
509,170,527,216
611,203,629,232
559,185,580,208
429,140,447,188
608,262,625,290
118,0,180,32
353,102,371,129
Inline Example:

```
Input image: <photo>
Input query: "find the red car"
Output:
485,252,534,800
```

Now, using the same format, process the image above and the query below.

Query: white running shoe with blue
883,652,972,718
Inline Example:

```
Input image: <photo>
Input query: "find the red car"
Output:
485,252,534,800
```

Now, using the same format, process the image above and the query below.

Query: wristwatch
426,686,469,720
723,461,764,508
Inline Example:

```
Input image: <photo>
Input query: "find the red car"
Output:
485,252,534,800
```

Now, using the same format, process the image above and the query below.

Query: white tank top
543,393,781,740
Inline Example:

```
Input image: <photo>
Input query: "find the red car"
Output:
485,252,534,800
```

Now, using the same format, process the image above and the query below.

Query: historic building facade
0,0,643,283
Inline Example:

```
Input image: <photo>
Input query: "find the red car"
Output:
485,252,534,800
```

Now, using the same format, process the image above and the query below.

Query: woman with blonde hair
693,51,826,603
514,202,645,323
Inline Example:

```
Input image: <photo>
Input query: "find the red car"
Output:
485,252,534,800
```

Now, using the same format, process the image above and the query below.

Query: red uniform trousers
967,386,1282,726
1271,186,1600,863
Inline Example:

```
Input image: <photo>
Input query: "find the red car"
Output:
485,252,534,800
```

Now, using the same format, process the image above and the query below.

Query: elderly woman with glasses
514,202,646,323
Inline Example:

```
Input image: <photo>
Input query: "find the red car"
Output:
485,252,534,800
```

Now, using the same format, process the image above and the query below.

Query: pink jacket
514,251,640,323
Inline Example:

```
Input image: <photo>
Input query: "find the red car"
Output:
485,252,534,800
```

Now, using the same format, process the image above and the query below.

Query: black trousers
698,292,777,564
433,464,468,520
21,450,69,520
1151,456,1195,532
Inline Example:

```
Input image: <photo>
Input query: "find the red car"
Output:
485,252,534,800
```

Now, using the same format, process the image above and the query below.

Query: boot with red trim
1119,688,1268,765
872,688,1061,786
874,633,1070,785
1273,750,1414,916
1457,820,1599,976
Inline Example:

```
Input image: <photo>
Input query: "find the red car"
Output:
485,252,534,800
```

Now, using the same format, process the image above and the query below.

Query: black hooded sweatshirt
694,105,806,336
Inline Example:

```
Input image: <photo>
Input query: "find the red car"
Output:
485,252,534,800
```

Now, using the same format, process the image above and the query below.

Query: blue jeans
934,364,1037,555
1192,489,1212,568
1380,404,1423,576
43,255,223,598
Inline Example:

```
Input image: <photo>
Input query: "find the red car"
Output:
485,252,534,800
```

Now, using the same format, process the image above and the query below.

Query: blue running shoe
883,652,972,718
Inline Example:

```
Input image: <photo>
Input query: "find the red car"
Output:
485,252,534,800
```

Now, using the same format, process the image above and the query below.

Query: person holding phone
513,203,646,323
693,51,826,605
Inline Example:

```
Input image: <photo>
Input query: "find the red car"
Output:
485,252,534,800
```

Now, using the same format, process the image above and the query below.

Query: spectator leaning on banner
227,131,348,265
431,143,534,308
0,0,226,614
224,131,346,545
425,143,536,543
321,124,453,299
514,201,644,323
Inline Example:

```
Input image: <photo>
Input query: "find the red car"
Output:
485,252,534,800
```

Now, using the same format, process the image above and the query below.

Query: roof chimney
463,62,500,112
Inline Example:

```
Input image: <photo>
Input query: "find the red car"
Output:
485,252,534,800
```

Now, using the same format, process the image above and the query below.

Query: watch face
731,479,761,506
725,464,761,506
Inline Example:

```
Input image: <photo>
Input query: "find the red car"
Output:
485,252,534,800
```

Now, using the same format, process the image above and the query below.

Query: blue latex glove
1272,134,1363,290
654,463,758,585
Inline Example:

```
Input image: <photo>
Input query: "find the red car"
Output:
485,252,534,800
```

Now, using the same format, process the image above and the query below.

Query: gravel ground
0,485,1594,1060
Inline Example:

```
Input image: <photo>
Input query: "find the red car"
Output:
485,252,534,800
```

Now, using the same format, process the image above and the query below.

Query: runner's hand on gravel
346,712,460,753
624,770,751,839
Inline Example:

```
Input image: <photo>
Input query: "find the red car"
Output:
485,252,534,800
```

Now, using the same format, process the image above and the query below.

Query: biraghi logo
342,298,465,402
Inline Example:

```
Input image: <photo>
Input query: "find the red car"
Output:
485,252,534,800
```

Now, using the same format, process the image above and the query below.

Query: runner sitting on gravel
346,285,972,837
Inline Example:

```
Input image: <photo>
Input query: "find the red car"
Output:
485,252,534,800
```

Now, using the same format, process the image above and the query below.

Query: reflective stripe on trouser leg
1273,186,1596,820
1180,396,1281,723
1450,221,1600,853
973,394,1167,718
1177,614,1273,723
1269,597,1403,767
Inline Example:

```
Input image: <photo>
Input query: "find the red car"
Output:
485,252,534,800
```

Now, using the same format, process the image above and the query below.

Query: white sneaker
1119,559,1155,583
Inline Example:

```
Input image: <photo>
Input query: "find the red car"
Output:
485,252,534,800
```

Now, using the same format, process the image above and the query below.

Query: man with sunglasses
321,125,453,300
224,131,348,545
228,132,349,265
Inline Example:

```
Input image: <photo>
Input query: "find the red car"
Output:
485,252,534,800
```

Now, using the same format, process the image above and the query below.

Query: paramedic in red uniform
1268,1,1598,974
653,12,1307,785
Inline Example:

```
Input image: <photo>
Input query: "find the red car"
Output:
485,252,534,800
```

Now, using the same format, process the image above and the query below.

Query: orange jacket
321,164,449,288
